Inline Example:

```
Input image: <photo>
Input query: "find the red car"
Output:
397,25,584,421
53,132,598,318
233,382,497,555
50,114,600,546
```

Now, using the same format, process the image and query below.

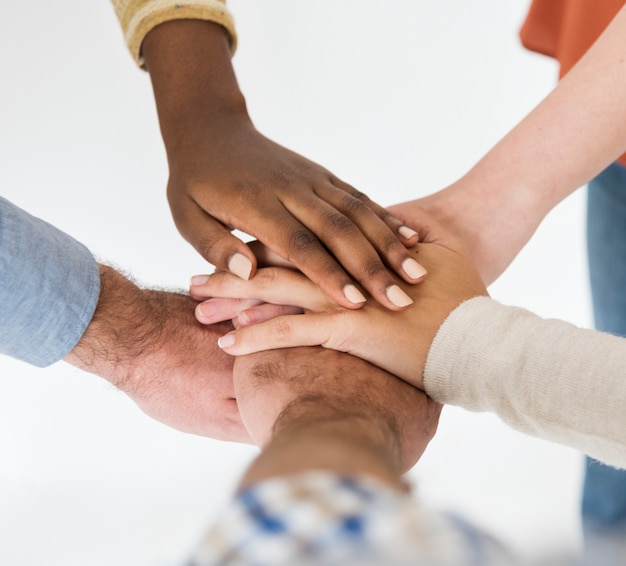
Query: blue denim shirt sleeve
0,197,100,367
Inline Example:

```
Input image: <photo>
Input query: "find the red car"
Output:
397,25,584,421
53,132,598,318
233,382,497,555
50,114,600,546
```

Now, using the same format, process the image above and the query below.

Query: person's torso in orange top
520,0,626,165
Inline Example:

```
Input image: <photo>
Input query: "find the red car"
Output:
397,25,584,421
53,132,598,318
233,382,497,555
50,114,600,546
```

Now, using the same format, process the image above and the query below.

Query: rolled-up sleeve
110,0,237,68
0,197,100,367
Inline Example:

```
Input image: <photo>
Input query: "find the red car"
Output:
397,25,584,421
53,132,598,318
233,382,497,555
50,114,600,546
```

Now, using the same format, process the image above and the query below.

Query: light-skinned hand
65,264,251,442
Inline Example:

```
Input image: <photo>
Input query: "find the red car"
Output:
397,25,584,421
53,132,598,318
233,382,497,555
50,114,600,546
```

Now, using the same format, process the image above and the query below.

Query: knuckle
324,211,357,237
377,209,395,223
234,179,259,205
254,268,280,289
267,169,293,189
324,314,351,351
250,359,283,385
196,234,242,268
319,261,346,282
339,194,369,217
378,234,403,255
362,257,387,281
196,235,223,262
288,229,320,256
346,186,371,203
269,317,294,340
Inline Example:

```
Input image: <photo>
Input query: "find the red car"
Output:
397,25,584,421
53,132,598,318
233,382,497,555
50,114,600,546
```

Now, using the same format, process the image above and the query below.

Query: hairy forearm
142,19,249,159
64,265,249,440
65,264,231,395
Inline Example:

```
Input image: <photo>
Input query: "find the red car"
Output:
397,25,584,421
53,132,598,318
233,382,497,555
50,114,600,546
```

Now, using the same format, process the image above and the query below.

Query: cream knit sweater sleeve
110,0,236,67
424,296,626,469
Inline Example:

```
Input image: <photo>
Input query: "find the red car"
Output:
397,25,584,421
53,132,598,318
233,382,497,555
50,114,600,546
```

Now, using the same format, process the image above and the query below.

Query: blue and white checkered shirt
188,472,518,566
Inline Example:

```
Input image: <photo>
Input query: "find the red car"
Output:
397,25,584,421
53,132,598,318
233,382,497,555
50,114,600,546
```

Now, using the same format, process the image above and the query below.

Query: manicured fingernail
197,301,216,318
402,258,427,280
228,253,253,280
344,284,367,305
399,225,418,240
218,333,236,348
386,285,413,307
191,274,210,286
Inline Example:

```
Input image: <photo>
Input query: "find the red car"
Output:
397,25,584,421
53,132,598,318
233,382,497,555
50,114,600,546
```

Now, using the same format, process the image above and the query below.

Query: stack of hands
7,5,626,562
188,208,488,453
66,19,492,456
73,4,626,467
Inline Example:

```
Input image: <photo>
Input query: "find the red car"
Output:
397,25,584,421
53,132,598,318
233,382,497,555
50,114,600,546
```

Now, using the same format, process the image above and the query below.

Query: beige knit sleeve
110,0,237,68
424,296,626,469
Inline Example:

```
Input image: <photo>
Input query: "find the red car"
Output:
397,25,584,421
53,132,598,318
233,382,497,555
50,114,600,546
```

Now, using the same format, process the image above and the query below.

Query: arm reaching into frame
0,195,249,442
138,18,424,311
185,348,513,565
65,264,250,442
232,347,441,482
390,4,626,285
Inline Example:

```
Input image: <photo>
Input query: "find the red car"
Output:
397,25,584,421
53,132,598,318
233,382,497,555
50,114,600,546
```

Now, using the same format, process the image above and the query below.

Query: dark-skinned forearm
142,20,250,158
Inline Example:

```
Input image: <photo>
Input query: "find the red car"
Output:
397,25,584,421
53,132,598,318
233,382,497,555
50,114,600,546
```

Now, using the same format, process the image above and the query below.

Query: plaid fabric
187,472,517,566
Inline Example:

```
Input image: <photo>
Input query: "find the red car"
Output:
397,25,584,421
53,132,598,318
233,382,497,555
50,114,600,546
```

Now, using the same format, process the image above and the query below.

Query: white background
0,1,592,564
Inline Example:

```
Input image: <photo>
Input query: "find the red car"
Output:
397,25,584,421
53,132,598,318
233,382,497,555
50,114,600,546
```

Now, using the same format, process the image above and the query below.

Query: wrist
65,265,153,391
464,152,556,219
142,20,250,156
276,396,403,472
65,264,203,395
272,395,403,478
239,396,405,491
428,167,549,284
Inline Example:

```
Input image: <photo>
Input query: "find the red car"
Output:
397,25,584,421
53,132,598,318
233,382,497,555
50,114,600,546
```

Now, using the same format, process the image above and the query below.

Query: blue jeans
585,162,626,531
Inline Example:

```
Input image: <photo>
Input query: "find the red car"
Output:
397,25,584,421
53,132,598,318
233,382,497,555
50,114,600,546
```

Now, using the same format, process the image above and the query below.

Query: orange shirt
520,0,625,76
520,0,626,164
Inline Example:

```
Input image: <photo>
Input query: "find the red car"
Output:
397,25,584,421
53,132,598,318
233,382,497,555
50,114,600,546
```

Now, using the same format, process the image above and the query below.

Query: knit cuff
112,0,237,68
